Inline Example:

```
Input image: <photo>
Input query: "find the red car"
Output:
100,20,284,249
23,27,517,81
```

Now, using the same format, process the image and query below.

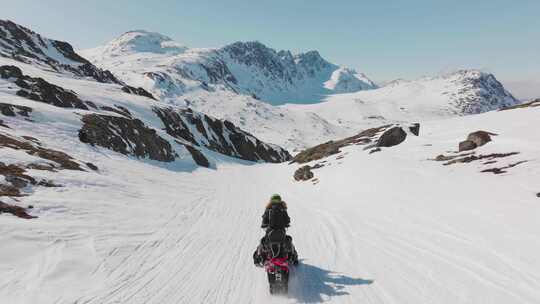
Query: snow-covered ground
2,104,540,303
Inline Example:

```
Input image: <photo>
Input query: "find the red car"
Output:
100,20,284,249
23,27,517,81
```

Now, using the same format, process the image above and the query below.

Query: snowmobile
255,229,298,294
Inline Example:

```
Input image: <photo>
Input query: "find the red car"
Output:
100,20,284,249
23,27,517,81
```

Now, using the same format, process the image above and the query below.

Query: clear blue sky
3,0,540,84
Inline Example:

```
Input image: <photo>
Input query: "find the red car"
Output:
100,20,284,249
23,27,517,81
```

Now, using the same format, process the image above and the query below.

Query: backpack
268,205,288,229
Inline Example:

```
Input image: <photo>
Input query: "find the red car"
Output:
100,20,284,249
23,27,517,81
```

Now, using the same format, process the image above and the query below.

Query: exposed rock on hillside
292,125,389,164
183,144,210,168
293,124,420,164
500,99,540,111
79,114,176,162
121,85,156,100
0,132,90,219
0,65,88,109
0,133,82,170
153,107,291,163
0,201,35,219
0,102,32,117
0,19,121,84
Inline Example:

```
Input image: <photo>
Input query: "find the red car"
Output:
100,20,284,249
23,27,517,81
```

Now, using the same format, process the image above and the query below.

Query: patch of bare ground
481,161,528,174
0,201,35,219
433,151,527,175
0,132,88,219
500,99,540,111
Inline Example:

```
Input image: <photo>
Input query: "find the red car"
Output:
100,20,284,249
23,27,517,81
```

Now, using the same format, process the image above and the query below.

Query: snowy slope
82,31,377,105
2,101,540,303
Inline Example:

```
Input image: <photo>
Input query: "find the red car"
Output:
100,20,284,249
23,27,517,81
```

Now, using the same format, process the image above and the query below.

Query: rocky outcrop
184,144,210,168
121,85,156,100
153,107,291,163
79,114,175,162
294,165,314,181
376,127,407,147
0,201,35,219
0,133,82,170
0,20,121,84
0,102,32,117
0,133,90,219
500,99,540,111
0,65,88,109
293,125,390,164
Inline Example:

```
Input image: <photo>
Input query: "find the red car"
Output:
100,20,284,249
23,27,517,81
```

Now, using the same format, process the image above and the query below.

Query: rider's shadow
288,260,373,303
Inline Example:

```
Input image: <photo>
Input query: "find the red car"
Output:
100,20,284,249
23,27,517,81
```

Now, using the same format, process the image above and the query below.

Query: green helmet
270,194,282,203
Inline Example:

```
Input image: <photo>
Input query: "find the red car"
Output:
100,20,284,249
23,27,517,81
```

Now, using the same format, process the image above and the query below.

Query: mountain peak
102,30,187,56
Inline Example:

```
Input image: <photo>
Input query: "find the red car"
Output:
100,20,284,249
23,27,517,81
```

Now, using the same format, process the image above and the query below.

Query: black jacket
261,202,290,229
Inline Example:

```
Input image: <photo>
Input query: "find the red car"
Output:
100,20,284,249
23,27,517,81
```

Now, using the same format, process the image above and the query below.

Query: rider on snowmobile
253,194,298,266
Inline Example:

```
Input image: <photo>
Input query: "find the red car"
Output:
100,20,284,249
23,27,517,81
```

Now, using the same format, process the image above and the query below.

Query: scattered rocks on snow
443,152,519,166
79,114,176,162
294,165,314,181
480,161,528,175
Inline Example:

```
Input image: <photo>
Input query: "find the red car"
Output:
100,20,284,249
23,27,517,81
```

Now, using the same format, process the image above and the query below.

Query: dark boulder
467,131,495,148
79,114,175,162
459,140,477,152
294,165,314,181
409,123,420,136
377,127,407,147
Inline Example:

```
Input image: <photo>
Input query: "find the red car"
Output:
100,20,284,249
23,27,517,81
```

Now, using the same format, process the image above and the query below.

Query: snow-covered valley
2,105,540,303
1,19,540,304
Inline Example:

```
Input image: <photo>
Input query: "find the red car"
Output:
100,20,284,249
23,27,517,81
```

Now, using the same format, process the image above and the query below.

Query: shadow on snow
288,260,373,303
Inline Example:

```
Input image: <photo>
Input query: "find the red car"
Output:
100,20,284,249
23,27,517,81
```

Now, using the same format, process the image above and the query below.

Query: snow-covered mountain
82,30,518,152
82,31,377,105
0,20,291,170
0,20,120,84
285,69,519,134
